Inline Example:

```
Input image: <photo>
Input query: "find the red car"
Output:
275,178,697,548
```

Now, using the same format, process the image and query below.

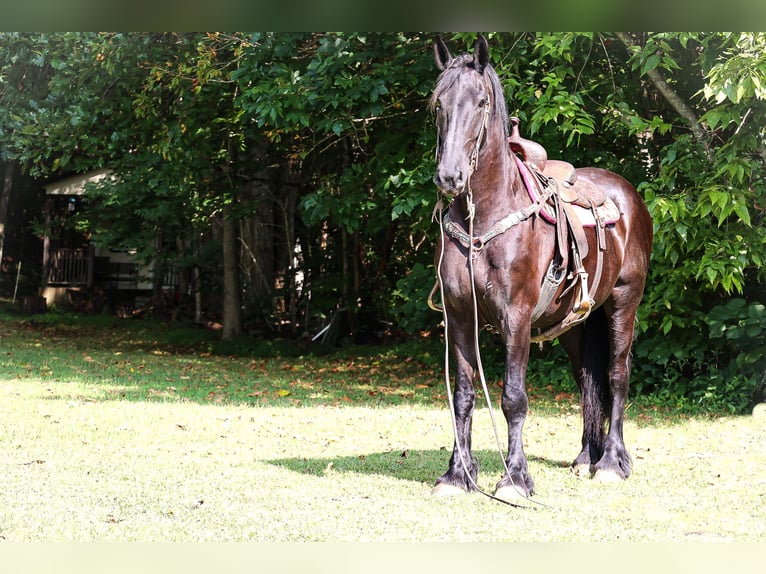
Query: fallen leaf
105,514,125,524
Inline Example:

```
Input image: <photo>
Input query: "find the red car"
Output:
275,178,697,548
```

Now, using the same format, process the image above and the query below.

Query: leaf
748,303,766,319
641,53,661,75
727,298,747,310
733,202,751,226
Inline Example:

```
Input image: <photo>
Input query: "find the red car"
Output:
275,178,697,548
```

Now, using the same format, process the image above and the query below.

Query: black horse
430,35,653,500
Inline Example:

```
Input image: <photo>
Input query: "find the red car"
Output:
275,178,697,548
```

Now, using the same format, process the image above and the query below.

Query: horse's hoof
494,485,530,503
571,463,592,478
432,482,467,497
593,468,625,483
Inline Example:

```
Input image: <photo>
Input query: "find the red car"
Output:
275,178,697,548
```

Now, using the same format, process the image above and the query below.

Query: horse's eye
478,97,488,108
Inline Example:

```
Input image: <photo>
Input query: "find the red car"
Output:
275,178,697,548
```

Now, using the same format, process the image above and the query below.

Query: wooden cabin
40,169,178,311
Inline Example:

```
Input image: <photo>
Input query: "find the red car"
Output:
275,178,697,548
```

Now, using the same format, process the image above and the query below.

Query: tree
233,32,438,337
1,33,261,337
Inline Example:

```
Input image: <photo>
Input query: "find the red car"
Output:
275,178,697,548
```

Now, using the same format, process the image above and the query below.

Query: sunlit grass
2,376,764,542
1,308,764,541
0,308,450,407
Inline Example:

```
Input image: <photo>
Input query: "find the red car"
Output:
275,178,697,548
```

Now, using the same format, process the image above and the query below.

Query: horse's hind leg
559,318,609,477
592,291,641,481
561,295,639,482
433,335,480,496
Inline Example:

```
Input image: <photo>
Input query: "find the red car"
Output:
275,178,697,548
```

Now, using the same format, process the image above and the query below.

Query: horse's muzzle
434,167,466,197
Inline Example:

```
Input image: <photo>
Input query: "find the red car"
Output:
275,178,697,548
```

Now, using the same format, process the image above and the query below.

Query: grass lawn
1,308,764,541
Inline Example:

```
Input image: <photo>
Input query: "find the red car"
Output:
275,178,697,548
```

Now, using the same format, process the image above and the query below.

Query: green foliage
391,262,436,333
703,298,766,411
624,33,766,412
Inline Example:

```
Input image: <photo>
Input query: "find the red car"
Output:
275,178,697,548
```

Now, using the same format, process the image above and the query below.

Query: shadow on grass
265,449,570,484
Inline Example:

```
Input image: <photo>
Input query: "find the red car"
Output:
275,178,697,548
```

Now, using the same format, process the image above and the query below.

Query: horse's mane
429,53,509,139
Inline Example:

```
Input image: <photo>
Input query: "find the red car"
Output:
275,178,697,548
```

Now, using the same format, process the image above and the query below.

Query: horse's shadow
265,449,569,484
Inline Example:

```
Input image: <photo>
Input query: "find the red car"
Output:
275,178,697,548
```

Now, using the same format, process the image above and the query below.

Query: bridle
434,91,491,202
468,98,491,183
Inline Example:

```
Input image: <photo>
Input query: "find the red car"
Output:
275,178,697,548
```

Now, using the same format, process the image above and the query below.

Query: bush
391,262,440,334
633,297,765,413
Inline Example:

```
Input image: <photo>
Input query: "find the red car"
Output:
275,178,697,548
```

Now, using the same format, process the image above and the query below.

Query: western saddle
508,116,606,210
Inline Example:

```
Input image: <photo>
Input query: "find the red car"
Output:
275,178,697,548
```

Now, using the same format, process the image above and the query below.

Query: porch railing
47,248,90,285
46,247,180,289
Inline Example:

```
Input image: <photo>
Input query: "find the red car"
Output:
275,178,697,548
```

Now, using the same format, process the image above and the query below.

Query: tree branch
615,32,713,159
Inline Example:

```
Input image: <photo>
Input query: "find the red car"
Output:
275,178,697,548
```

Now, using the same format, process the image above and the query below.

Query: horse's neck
462,133,522,231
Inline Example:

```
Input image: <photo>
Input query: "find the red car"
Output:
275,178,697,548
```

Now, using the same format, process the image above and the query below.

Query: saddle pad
578,198,620,227
515,155,620,227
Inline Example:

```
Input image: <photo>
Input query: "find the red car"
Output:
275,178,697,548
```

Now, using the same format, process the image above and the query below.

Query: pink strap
514,155,557,224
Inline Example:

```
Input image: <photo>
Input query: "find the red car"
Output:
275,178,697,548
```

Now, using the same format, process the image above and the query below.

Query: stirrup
573,270,592,315
574,297,595,315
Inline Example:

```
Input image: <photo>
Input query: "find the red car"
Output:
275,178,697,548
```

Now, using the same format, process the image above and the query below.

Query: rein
436,195,532,508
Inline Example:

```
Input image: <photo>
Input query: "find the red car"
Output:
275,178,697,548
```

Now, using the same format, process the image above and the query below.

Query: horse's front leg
495,330,535,500
433,335,480,496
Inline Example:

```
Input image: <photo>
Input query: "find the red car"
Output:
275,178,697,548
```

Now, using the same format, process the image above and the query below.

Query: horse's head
431,34,504,198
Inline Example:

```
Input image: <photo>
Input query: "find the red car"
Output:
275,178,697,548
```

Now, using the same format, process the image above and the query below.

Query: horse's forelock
429,55,469,111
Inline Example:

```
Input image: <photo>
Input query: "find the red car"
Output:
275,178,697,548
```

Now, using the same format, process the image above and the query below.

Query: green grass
1,307,764,541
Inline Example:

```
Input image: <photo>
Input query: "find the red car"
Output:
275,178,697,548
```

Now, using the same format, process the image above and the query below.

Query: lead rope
437,193,524,507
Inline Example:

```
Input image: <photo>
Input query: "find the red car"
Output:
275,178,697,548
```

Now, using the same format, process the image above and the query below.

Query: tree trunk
152,236,166,299
341,227,355,336
240,179,274,307
194,264,203,323
0,160,15,268
615,32,712,159
277,159,300,335
221,201,242,340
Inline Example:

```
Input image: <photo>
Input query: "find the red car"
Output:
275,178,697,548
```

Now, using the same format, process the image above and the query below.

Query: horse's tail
580,306,612,454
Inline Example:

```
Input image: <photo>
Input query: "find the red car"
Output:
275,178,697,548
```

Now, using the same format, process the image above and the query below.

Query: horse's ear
473,34,490,74
433,34,452,71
